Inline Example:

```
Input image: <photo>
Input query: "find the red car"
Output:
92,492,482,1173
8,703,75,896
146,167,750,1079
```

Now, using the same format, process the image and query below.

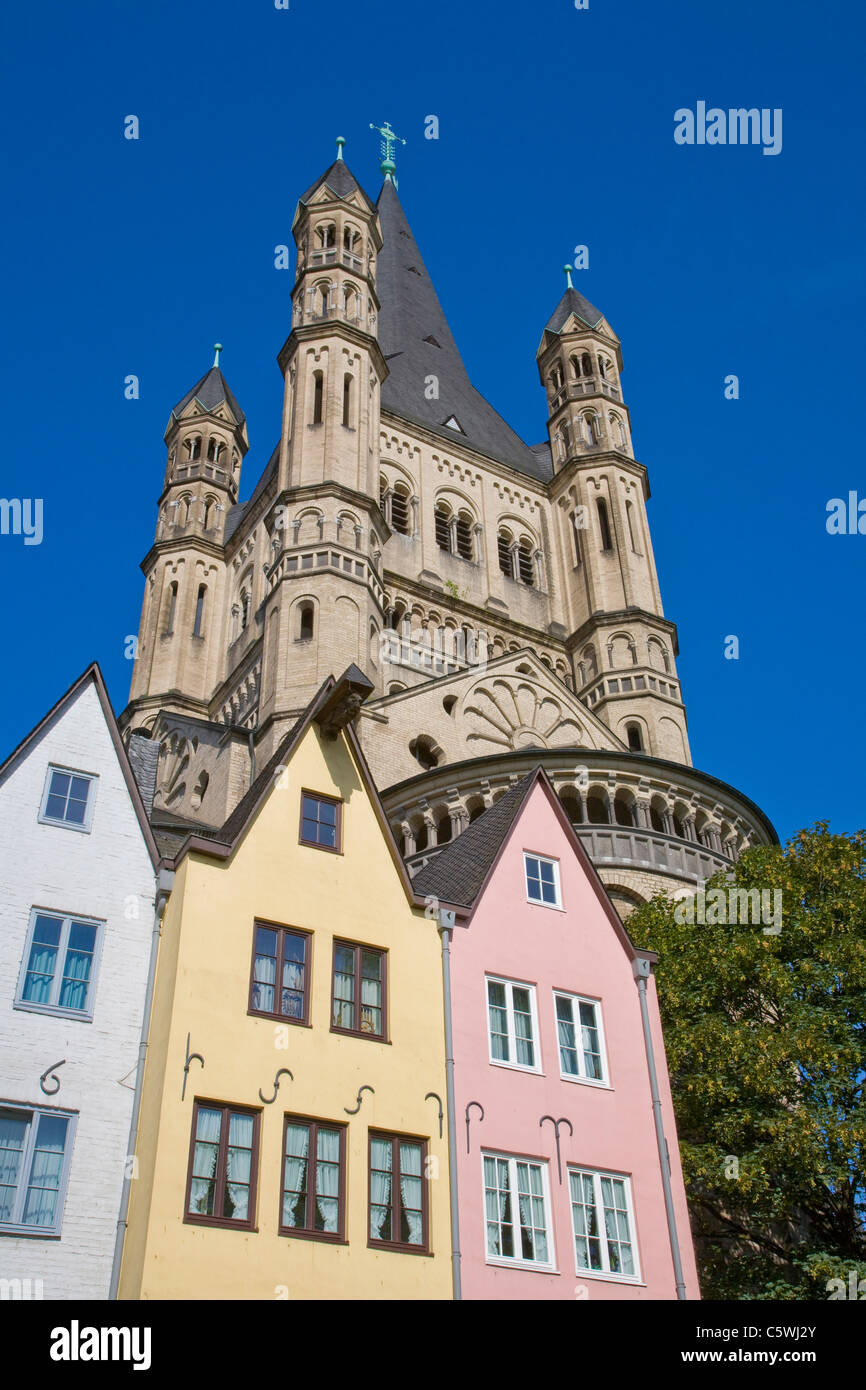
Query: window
626,499,640,552
299,791,341,850
332,941,386,1039
185,1101,260,1230
569,1169,639,1280
497,530,513,577
0,1106,74,1236
16,910,102,1019
164,581,178,635
312,371,324,424
572,514,582,565
249,923,310,1022
280,1116,346,1241
517,540,535,586
434,504,450,551
390,487,410,535
39,766,96,831
455,512,473,560
298,602,314,642
193,584,206,637
369,1132,427,1251
554,993,607,1084
597,497,613,551
483,1153,553,1269
342,373,353,427
524,852,561,908
240,589,251,631
627,723,643,752
486,977,540,1071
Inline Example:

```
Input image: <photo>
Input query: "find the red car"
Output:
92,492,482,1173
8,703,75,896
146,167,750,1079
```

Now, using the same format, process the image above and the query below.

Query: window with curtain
249,923,310,1023
0,1107,72,1236
486,977,539,1071
280,1117,346,1241
186,1102,259,1229
524,852,561,907
554,993,607,1084
39,766,96,831
299,791,341,851
16,910,102,1018
331,940,385,1039
368,1132,427,1250
569,1169,638,1279
483,1153,552,1268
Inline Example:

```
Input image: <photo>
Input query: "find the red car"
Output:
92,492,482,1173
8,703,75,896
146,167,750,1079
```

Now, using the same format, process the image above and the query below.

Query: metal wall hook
539,1115,573,1183
465,1101,484,1153
39,1059,66,1096
259,1068,294,1104
425,1091,444,1139
182,1033,204,1101
344,1084,374,1115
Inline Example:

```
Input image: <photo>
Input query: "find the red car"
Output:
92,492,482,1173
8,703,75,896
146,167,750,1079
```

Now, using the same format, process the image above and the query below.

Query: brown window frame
279,1114,348,1243
330,938,388,1042
367,1129,430,1254
298,789,342,853
184,1098,261,1232
247,920,312,1024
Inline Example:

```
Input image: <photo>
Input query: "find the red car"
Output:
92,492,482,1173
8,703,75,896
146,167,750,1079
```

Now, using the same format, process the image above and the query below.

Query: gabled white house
0,665,159,1299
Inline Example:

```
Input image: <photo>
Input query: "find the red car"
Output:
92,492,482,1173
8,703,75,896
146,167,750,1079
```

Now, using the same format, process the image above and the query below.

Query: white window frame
482,1151,556,1272
485,975,542,1074
554,991,610,1087
568,1166,641,1283
15,908,105,1021
38,764,98,834
523,851,562,909
0,1104,77,1238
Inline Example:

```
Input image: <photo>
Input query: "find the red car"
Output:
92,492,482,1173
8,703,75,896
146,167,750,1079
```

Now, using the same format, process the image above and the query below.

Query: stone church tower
121,136,776,914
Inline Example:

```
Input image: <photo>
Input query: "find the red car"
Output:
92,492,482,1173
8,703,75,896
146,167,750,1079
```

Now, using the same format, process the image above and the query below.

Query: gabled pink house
414,770,700,1300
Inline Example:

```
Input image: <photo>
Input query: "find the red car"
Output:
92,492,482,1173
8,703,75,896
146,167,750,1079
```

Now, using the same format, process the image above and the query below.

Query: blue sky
1,0,863,841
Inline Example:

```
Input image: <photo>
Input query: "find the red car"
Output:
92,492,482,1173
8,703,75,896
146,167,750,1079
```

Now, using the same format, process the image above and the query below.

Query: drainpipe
633,957,687,1300
438,911,462,1300
109,866,174,1300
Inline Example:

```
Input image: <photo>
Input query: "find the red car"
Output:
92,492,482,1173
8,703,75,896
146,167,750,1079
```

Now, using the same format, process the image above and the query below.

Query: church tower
255,141,390,745
127,354,248,731
539,274,692,765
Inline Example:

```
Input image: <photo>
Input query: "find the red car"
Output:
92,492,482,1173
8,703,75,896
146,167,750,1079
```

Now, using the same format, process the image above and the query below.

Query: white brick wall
0,679,155,1299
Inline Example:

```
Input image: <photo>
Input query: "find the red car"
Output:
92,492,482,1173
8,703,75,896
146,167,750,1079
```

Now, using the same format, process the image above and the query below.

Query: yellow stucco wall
119,721,452,1299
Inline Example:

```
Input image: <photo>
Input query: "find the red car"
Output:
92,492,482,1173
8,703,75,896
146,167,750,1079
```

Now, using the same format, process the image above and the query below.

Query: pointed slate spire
298,155,371,208
170,357,245,426
375,178,548,480
544,284,605,335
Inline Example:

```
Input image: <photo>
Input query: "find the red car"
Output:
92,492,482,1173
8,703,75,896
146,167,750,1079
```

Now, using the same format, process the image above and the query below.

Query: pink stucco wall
450,781,700,1300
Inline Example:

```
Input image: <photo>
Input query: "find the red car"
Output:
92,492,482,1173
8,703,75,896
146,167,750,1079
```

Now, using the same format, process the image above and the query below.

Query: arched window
434,503,451,551
391,485,410,535
343,225,358,251
315,282,330,317
650,800,666,833
626,723,643,752
178,495,191,527
581,352,593,377
316,223,336,249
187,435,202,460
584,412,600,446
611,414,627,449
570,355,581,379
193,584,206,638
597,498,613,551
298,603,314,641
626,500,639,553
571,513,582,565
587,792,608,824
202,496,216,531
343,283,359,320
517,539,535,586
497,530,513,578
342,373,353,427
165,581,178,635
240,589,251,632
455,511,473,560
312,371,324,425
614,794,635,827
409,736,440,771
561,422,571,458
549,363,564,392
206,437,219,462
599,357,608,380
435,811,452,846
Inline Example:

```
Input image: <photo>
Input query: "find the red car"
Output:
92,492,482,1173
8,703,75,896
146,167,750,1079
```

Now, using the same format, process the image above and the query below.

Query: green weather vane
369,120,406,186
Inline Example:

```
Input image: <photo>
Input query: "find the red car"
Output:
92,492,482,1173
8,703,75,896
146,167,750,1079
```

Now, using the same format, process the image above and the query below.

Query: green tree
628,823,866,1299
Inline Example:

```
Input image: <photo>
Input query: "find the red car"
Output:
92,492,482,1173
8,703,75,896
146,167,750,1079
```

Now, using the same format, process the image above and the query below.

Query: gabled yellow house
119,669,453,1300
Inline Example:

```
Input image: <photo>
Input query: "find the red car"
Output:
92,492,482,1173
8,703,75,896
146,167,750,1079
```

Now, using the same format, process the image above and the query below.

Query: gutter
633,956,687,1299
108,866,175,1299
438,911,462,1300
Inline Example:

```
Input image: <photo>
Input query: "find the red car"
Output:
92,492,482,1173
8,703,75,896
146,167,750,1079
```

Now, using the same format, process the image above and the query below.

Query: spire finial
369,120,406,187
335,136,346,161
563,265,574,291
212,343,223,368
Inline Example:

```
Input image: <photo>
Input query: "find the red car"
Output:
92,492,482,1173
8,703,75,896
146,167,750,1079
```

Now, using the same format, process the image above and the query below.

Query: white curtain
369,1137,392,1240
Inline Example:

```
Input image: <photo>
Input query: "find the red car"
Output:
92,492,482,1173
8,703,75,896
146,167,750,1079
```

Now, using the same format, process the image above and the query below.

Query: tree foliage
628,823,866,1299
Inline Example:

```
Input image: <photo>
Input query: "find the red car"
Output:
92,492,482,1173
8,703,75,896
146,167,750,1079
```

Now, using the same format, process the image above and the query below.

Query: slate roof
544,286,604,335
412,773,535,909
375,180,551,482
171,365,246,426
127,733,160,818
299,157,370,207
